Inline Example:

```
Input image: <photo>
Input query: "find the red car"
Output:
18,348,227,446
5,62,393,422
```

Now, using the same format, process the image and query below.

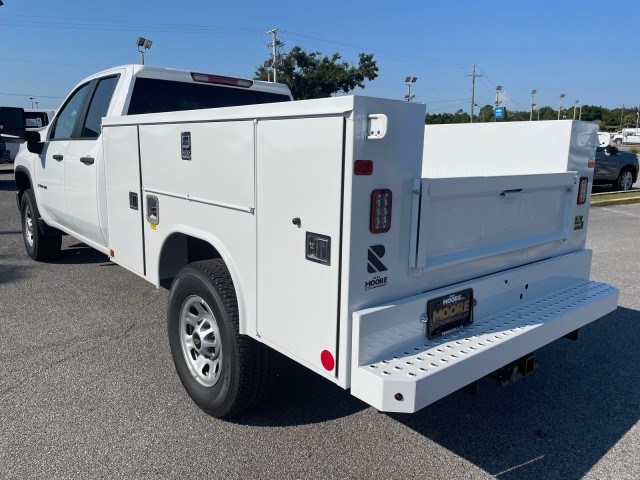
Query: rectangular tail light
577,177,589,205
370,189,392,234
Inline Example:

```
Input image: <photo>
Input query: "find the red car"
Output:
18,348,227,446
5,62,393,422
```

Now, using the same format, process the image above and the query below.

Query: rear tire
20,189,62,261
613,168,634,191
167,259,275,418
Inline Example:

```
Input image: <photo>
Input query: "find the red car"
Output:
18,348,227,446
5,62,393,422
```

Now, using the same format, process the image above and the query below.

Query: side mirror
607,146,619,155
0,106,26,142
25,130,44,155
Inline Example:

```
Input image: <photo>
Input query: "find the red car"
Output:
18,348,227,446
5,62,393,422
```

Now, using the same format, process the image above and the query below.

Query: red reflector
588,158,595,168
354,160,373,176
190,72,253,88
109,249,115,258
320,350,335,371
577,177,589,205
370,189,392,234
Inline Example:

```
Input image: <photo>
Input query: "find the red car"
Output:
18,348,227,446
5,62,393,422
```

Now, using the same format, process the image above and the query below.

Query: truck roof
78,64,292,99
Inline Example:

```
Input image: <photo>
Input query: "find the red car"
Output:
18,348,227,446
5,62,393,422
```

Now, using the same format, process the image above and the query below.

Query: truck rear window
127,78,290,115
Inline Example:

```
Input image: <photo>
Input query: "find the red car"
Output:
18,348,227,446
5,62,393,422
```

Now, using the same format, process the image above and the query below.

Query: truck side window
81,76,119,139
49,83,91,140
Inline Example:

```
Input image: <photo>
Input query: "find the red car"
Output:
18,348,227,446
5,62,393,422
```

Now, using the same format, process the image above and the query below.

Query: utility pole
466,64,482,123
573,100,579,120
35,101,39,110
267,28,279,83
620,104,625,130
29,97,34,109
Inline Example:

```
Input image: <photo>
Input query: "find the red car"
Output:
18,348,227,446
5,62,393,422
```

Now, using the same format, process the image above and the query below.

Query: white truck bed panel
411,172,576,271
351,250,618,412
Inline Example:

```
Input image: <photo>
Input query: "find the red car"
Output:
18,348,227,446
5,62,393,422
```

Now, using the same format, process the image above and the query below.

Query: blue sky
1,0,639,114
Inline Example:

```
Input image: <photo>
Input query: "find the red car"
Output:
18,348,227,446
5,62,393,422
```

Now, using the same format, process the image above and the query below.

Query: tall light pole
29,97,34,109
558,93,565,120
573,100,579,120
530,89,537,121
620,104,625,130
136,37,153,65
404,76,417,102
35,101,39,110
494,85,503,121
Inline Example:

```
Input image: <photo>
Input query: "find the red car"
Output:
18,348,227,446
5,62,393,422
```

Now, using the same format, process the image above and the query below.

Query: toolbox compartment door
410,172,577,272
256,116,345,377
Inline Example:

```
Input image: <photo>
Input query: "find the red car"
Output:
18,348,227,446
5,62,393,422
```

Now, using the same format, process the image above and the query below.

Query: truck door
64,75,119,247
256,116,345,376
37,82,92,226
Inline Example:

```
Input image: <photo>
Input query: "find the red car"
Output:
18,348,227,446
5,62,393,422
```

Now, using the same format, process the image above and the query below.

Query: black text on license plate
426,288,473,339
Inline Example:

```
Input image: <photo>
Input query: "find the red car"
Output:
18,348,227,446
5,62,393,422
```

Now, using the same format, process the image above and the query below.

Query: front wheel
21,189,61,261
167,259,275,418
614,168,634,191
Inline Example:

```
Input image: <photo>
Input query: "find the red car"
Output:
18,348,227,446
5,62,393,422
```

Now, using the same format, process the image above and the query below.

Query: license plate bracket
426,288,473,339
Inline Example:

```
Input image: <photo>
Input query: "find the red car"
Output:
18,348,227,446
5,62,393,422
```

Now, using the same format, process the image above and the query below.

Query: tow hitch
491,353,537,387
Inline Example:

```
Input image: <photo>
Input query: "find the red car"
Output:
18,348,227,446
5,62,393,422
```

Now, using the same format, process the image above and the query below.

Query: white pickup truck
1,64,618,418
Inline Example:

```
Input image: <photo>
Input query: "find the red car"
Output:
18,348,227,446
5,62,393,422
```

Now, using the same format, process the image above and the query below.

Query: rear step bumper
351,252,618,413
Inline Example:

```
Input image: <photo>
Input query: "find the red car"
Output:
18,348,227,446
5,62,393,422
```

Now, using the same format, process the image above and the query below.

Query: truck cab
14,65,292,252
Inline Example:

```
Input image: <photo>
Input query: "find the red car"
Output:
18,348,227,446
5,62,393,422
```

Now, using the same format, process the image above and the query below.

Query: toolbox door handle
500,189,522,199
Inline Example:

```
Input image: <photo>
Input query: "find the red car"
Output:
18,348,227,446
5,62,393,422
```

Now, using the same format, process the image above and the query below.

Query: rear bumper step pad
351,281,618,413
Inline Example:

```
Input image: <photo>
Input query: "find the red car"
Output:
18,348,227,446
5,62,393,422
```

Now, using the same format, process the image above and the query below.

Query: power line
427,101,470,113
0,13,265,32
0,92,64,99
279,30,471,69
0,57,105,69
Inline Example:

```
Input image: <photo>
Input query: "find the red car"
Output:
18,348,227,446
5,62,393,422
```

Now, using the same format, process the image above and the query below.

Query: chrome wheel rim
24,203,34,248
179,295,222,387
621,171,633,190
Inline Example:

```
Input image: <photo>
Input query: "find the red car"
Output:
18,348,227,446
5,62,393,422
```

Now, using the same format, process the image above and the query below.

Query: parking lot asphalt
1,169,639,480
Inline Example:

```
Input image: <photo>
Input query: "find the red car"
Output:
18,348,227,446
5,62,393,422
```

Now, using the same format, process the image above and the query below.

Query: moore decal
365,275,388,291
442,293,464,305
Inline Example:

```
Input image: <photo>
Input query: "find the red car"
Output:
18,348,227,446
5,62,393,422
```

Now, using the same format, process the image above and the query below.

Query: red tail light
370,189,392,233
190,72,253,88
354,160,373,176
577,177,589,205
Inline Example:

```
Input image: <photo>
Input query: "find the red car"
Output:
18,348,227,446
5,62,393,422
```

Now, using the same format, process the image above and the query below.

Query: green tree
452,109,471,123
255,45,378,100
476,105,495,122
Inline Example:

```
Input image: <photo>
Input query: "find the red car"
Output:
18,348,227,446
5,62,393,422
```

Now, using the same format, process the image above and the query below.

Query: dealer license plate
426,288,473,339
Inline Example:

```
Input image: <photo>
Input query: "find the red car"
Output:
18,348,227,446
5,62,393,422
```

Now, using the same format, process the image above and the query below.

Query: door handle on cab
53,154,63,161
80,156,95,165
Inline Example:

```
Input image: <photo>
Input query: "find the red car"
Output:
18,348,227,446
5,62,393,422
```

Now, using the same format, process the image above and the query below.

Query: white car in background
612,128,640,145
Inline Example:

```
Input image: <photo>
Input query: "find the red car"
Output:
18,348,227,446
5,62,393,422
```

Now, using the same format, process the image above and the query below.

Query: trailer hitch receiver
491,353,537,387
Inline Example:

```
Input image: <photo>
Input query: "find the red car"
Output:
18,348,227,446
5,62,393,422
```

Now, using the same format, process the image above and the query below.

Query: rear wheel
20,189,62,261
167,259,275,418
613,168,634,191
